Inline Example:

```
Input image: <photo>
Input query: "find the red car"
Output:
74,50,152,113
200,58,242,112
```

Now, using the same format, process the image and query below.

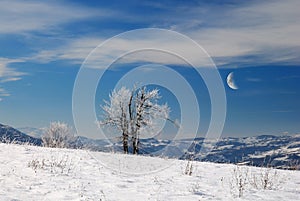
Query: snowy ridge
0,124,42,146
0,143,299,200
74,135,300,170
1,123,299,169
17,127,46,139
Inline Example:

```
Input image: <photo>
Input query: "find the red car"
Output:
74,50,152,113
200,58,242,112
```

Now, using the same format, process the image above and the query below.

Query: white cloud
31,0,300,68
0,0,113,34
31,37,103,65
176,0,300,66
31,34,217,69
0,58,25,100
0,87,11,100
0,58,26,82
1,77,22,82
4,0,299,68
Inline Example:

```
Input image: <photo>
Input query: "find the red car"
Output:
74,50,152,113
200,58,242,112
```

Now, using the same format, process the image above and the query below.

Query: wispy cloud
2,0,299,69
30,37,103,65
0,0,114,34
31,0,300,68
246,78,262,82
0,58,26,82
0,58,25,100
30,34,217,69
0,87,11,100
174,0,300,66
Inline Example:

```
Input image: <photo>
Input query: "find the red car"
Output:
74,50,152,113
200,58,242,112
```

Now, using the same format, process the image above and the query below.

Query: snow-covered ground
0,143,299,200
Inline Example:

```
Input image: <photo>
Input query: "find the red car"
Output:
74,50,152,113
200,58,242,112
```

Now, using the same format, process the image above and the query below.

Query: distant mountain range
183,135,300,170
1,123,299,169
0,123,42,145
76,135,300,170
17,127,46,138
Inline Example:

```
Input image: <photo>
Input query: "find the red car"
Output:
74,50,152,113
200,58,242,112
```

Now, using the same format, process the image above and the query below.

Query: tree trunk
123,132,128,154
132,136,139,154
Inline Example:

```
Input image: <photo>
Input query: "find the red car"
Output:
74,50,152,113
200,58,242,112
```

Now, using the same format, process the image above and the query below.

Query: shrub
229,165,249,198
42,121,74,148
229,165,281,198
28,153,75,175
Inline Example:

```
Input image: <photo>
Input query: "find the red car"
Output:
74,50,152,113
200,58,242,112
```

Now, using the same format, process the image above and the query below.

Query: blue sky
0,0,299,139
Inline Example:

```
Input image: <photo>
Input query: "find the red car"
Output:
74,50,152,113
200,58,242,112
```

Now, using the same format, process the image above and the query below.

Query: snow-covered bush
42,121,74,148
28,153,75,175
230,165,249,198
249,167,279,190
229,165,282,198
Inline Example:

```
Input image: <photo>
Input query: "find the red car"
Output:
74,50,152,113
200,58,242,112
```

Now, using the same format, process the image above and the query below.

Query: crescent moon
226,72,238,90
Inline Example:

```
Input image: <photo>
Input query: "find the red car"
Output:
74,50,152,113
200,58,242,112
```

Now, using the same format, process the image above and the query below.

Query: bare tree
101,87,131,153
101,86,170,154
129,87,169,154
42,121,73,148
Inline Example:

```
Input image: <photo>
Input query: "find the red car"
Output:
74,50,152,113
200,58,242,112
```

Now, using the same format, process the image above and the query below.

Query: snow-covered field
0,143,299,200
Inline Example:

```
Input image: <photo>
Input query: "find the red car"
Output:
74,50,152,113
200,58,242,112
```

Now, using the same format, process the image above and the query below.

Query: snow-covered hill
1,123,299,170
0,143,299,200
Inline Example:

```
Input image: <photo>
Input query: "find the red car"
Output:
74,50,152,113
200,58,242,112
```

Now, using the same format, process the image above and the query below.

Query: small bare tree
42,121,73,148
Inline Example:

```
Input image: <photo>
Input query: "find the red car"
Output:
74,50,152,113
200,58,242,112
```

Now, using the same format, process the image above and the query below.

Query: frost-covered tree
101,87,131,153
101,86,170,154
129,87,169,154
42,121,73,148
